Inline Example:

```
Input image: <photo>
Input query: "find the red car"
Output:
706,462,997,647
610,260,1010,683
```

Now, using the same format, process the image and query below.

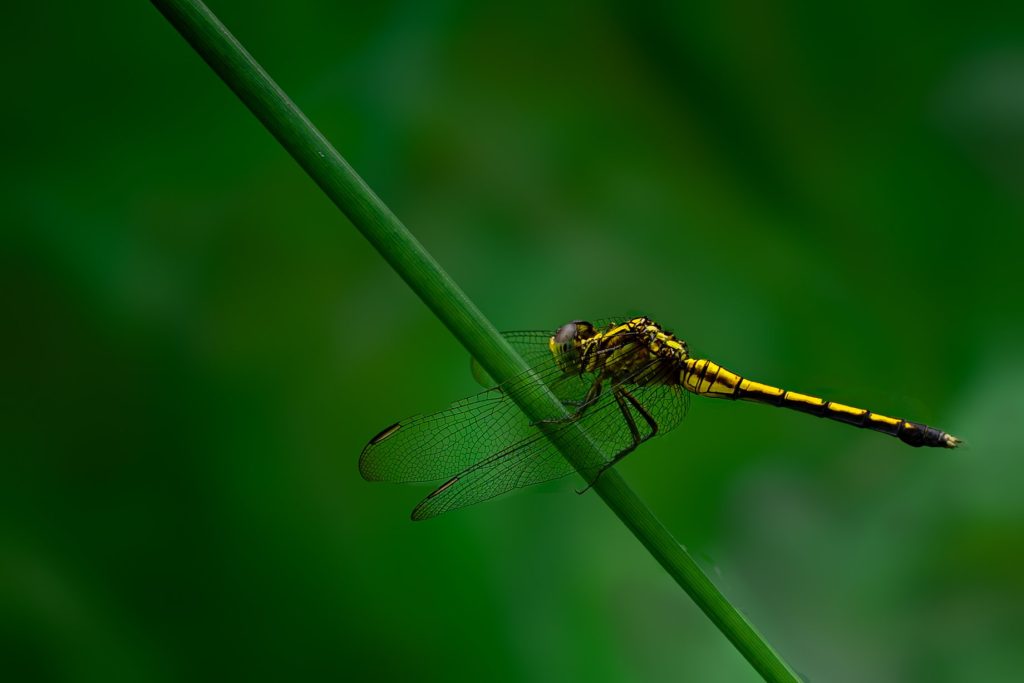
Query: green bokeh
3,2,1022,681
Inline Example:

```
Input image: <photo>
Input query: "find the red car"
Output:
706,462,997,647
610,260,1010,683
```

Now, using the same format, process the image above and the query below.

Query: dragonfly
360,316,960,520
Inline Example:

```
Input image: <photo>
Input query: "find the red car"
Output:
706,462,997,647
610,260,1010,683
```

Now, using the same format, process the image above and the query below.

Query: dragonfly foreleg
532,375,605,426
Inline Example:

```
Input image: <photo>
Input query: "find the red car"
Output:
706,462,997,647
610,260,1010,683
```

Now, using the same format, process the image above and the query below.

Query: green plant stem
150,2,801,681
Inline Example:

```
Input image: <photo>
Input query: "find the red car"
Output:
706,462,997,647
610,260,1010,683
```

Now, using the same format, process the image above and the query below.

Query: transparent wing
359,340,588,483
360,325,690,519
470,331,553,388
410,378,688,520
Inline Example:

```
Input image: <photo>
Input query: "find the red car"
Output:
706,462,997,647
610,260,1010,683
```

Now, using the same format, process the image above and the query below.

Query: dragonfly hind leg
576,387,659,494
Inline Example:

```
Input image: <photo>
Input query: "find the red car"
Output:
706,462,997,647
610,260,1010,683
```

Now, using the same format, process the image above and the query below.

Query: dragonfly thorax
548,317,690,384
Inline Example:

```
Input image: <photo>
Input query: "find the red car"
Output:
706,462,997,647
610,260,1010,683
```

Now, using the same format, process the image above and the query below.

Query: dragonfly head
549,320,596,372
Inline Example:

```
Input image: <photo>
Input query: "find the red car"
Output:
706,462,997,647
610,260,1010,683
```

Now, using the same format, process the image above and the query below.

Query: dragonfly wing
410,433,575,520
409,372,683,519
360,356,588,483
470,331,553,388
363,330,691,518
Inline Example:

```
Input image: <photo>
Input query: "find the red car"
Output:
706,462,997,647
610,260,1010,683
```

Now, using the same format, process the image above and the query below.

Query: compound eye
553,322,578,345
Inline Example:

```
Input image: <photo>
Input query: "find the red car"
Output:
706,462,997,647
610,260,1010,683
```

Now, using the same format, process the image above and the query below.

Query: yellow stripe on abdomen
680,358,959,449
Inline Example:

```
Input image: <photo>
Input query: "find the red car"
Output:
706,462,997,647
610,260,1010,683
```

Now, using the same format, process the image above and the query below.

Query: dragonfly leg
577,387,659,494
622,388,659,437
532,375,604,425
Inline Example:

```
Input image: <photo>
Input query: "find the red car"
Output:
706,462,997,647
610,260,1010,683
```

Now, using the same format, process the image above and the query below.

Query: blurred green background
3,1,1023,681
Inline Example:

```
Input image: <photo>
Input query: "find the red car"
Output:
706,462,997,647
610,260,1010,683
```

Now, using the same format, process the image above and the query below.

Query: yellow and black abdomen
680,359,960,449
